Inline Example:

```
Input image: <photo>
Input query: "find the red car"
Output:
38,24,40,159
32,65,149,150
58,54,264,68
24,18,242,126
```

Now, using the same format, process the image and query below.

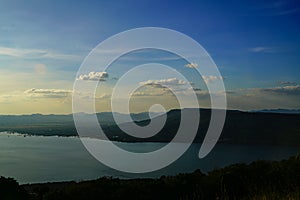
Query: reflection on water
0,132,298,184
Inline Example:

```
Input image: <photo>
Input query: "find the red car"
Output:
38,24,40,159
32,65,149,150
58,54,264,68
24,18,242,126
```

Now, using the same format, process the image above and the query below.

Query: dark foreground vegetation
2,153,299,200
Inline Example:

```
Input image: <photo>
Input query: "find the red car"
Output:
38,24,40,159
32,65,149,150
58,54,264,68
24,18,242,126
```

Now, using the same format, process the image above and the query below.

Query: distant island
1,108,300,146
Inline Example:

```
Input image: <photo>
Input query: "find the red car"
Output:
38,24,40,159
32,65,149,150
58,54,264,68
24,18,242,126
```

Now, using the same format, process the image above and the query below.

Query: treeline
3,153,297,200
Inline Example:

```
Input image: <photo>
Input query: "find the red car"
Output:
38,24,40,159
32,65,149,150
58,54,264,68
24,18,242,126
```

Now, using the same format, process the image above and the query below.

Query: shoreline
1,131,300,147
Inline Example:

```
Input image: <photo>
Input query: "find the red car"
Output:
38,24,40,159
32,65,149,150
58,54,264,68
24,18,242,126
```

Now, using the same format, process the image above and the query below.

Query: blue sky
0,0,299,114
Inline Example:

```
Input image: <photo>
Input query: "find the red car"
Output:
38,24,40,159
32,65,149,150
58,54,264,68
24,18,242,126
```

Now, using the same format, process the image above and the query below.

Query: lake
0,132,298,184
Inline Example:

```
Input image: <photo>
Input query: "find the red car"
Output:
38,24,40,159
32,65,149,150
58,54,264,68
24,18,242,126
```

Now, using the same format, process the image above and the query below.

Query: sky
0,0,299,114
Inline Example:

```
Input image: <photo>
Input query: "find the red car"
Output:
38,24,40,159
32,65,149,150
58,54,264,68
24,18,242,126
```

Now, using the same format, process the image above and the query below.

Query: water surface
0,132,298,184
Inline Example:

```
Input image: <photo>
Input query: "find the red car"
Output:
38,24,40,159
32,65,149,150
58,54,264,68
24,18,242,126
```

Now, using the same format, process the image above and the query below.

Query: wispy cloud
34,64,47,75
249,1,300,16
24,88,72,98
224,85,300,110
259,85,300,95
0,47,46,57
249,46,277,53
271,1,300,16
0,94,20,104
237,85,300,97
0,47,80,60
275,7,300,15
92,48,182,62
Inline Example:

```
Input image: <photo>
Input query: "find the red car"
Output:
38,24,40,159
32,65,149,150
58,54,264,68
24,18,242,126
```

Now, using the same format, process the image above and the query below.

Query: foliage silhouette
20,153,300,200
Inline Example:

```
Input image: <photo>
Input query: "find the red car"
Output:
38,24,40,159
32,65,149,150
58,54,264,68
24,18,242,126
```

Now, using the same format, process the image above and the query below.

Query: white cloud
185,63,198,68
97,93,111,99
130,90,170,97
140,78,188,87
77,72,109,81
279,81,297,85
130,91,149,97
202,75,223,83
24,88,72,98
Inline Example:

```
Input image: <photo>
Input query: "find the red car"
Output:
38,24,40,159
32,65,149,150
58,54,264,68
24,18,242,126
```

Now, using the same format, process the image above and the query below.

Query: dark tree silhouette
0,176,28,200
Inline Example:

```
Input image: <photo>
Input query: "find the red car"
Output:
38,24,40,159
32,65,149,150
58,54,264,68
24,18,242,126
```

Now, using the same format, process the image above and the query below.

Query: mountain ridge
0,108,299,146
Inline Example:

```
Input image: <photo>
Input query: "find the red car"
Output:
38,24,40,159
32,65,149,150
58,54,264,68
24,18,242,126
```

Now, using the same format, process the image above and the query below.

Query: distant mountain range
0,109,299,146
251,109,300,114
